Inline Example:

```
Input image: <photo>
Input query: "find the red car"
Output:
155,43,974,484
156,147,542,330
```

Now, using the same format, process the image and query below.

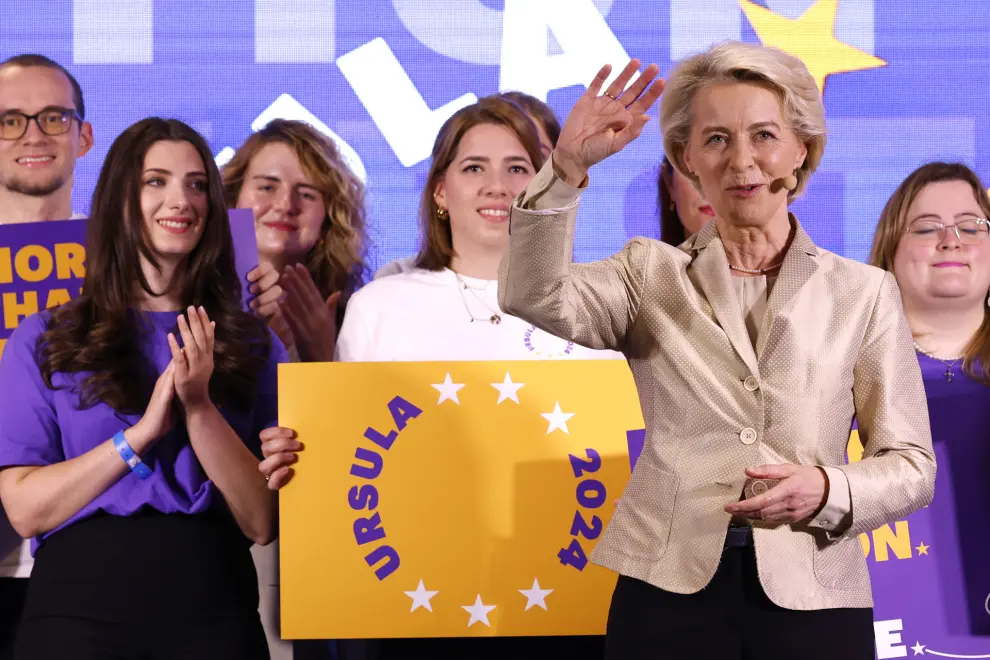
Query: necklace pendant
490,314,502,325
945,366,953,383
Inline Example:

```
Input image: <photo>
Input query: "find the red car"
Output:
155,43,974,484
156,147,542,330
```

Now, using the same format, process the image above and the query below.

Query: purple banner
0,209,257,355
0,219,86,345
627,382,990,658
228,208,259,302
865,356,990,660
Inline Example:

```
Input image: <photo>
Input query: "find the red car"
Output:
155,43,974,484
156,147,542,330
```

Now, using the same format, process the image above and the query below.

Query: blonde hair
415,97,545,271
222,119,368,303
660,41,826,200
869,162,990,385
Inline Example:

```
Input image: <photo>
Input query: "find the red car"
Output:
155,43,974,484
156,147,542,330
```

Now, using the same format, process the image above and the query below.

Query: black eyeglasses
0,108,83,140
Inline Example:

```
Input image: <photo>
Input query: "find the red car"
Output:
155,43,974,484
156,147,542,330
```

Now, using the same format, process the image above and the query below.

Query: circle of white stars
404,371,573,627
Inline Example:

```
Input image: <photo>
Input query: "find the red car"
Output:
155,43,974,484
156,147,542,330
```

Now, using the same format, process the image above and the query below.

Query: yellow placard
278,360,644,639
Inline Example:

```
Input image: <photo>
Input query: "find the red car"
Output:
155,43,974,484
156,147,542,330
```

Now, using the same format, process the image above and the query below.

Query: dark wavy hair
658,156,688,246
39,117,271,413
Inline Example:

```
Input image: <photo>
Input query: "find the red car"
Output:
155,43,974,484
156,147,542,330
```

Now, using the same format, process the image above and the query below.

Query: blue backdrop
5,0,988,273
3,5,989,656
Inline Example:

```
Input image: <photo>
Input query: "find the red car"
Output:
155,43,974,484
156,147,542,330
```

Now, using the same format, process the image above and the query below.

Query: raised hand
167,306,216,413
258,426,301,491
279,263,340,363
247,263,284,320
128,361,177,449
553,59,665,186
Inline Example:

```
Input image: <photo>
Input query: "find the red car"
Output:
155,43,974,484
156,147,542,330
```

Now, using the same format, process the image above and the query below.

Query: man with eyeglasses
0,54,93,225
0,53,93,659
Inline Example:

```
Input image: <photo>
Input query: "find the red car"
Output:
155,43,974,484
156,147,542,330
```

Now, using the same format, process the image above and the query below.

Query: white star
519,578,553,611
541,401,574,434
431,372,465,405
461,594,496,627
403,579,439,613
910,642,926,656
491,372,525,404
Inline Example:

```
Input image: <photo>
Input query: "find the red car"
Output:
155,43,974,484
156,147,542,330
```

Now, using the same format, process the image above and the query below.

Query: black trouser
295,635,605,660
0,577,28,660
604,541,875,660
13,509,269,660
375,634,605,659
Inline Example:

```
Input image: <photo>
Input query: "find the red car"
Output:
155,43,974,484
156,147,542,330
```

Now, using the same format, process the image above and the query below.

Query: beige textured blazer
497,169,936,611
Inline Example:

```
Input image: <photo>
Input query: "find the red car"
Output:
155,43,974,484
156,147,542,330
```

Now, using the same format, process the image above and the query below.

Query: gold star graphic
915,542,930,556
738,0,887,93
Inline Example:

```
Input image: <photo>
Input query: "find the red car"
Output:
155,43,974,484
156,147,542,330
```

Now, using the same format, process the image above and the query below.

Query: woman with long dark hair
0,117,286,658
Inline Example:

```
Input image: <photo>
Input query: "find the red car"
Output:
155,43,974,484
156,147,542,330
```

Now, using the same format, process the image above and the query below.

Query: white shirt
0,519,29,578
373,256,415,280
336,267,625,362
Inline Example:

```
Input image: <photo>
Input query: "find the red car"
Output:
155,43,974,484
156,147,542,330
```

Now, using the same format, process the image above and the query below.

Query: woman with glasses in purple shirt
0,117,287,659
867,162,990,650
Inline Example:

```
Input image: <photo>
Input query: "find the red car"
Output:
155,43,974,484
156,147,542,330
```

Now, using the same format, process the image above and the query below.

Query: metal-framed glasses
904,217,990,245
0,107,83,140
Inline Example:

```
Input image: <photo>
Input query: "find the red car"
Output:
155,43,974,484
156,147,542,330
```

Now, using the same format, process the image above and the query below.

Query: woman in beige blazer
498,41,936,660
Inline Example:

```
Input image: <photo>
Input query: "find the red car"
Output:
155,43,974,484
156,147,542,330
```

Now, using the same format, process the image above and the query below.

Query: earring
437,207,449,221
986,291,989,308
781,170,798,191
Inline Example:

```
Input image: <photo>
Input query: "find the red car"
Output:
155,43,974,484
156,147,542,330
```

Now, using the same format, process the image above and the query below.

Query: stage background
3,0,988,272
4,2,989,658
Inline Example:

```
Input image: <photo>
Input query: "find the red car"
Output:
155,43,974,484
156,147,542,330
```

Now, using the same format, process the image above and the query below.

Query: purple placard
626,429,645,471
228,208,258,305
0,210,258,353
0,219,86,345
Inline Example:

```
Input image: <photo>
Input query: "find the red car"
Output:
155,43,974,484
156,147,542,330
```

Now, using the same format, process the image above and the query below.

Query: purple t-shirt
0,310,287,552
867,351,990,653
915,353,990,636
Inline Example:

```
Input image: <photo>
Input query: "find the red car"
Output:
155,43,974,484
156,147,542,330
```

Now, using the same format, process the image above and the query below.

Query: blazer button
739,428,758,445
743,376,759,391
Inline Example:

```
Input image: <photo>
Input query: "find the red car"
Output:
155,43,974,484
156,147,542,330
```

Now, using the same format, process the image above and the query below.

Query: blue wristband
113,429,153,480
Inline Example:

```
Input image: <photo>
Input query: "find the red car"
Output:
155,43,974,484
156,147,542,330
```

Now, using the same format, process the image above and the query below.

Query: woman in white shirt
372,91,562,282
261,96,620,660
336,96,618,364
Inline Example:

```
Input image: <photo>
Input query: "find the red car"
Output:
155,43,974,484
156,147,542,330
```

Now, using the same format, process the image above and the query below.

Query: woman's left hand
724,464,827,524
168,306,215,412
280,263,340,363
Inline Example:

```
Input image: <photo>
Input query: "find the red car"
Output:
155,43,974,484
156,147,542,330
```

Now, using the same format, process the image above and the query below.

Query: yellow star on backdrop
915,542,930,556
738,0,886,93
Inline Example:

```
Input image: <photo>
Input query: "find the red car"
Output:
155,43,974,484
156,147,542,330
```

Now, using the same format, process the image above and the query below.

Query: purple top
0,310,287,552
868,351,990,653
915,352,990,637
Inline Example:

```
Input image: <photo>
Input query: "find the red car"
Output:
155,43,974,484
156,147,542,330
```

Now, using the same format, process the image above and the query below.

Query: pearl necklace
727,262,783,275
913,341,964,383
